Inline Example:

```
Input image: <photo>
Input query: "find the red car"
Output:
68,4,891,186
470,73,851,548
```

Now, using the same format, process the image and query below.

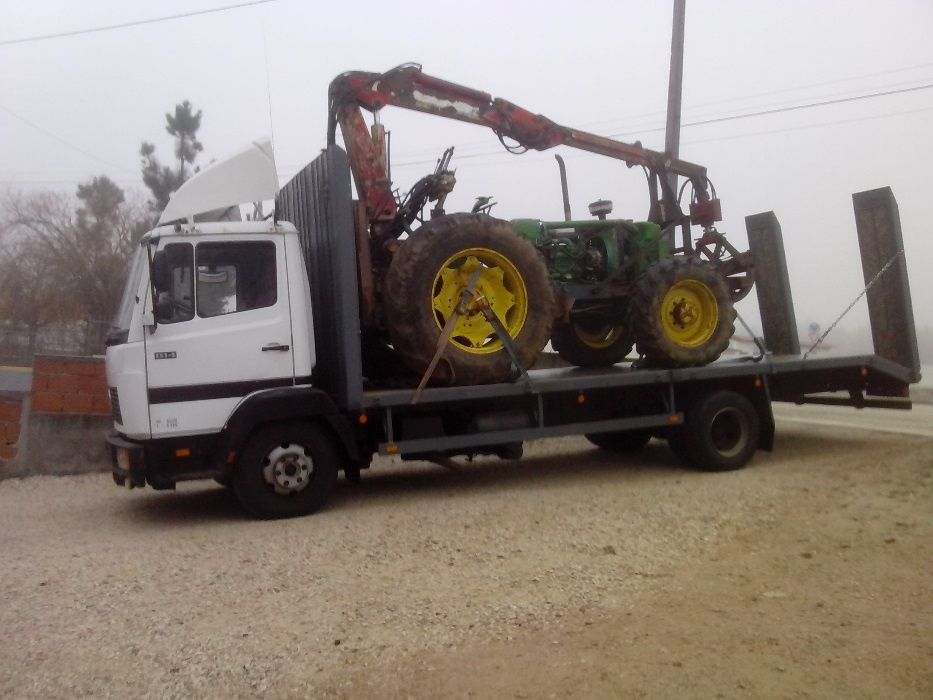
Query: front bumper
106,431,146,488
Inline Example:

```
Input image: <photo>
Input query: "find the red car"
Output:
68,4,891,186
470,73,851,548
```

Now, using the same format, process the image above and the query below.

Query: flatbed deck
361,353,916,458
362,353,915,408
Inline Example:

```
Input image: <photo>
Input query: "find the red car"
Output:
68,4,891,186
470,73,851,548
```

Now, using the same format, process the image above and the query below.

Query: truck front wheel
233,421,338,518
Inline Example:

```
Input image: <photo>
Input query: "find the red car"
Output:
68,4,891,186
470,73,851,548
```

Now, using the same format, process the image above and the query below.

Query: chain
803,250,903,359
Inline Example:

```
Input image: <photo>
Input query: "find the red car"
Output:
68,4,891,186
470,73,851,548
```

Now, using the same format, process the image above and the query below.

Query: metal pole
664,0,686,203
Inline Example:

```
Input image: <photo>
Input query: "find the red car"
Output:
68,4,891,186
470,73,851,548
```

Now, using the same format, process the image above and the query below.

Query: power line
0,0,277,46
0,102,132,173
582,61,933,130
608,83,933,138
10,100,930,188
684,105,933,147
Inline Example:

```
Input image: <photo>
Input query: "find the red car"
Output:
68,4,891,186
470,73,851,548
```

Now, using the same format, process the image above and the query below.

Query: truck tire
385,213,555,385
630,256,735,367
585,429,652,452
551,321,633,367
233,421,338,518
669,390,760,471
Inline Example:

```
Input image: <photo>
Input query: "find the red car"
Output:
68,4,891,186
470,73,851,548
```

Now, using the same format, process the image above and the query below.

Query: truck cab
107,221,315,444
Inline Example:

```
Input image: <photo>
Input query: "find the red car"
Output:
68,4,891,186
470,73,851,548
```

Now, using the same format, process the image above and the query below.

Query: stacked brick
0,396,22,462
31,357,110,416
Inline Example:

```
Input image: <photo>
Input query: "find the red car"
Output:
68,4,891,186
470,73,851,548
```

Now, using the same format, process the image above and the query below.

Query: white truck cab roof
141,220,298,243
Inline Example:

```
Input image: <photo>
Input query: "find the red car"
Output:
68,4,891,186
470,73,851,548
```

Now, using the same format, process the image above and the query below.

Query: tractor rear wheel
630,256,735,367
384,213,555,385
552,320,633,367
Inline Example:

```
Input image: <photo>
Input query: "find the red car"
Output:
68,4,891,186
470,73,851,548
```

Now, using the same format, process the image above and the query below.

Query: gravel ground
1,412,930,698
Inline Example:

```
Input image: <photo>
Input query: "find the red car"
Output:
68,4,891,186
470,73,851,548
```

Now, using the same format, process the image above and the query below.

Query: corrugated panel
276,146,362,410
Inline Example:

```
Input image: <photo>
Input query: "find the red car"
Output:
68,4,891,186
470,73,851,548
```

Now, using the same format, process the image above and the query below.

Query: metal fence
0,320,109,366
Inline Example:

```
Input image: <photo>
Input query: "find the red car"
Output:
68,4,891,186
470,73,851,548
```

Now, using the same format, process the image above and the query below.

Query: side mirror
153,297,174,323
151,250,171,293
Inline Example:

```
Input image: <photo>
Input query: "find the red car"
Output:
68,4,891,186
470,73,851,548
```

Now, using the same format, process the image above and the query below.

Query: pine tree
139,100,204,214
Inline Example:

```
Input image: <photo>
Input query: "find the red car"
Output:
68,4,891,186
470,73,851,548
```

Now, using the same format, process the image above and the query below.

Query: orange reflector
175,448,191,458
358,414,369,425
668,415,680,425
386,444,399,454
860,367,868,377
577,393,585,405
754,378,762,388
226,451,237,465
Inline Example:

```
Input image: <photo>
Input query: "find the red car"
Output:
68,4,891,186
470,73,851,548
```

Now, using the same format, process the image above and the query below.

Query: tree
0,234,75,357
140,100,203,214
0,177,147,331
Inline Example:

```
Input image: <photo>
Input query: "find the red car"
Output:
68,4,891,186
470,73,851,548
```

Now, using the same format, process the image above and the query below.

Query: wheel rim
660,279,719,348
262,442,314,495
573,322,625,350
709,407,748,458
431,247,528,354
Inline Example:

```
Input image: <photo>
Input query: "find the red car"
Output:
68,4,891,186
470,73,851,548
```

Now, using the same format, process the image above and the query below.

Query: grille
108,387,122,425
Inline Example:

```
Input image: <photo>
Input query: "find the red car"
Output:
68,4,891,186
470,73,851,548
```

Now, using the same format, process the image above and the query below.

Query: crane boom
327,63,718,231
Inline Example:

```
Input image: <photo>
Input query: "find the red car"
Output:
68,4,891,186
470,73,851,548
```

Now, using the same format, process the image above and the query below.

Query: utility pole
665,0,686,205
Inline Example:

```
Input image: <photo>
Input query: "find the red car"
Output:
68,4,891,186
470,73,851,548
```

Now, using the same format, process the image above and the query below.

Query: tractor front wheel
630,257,735,367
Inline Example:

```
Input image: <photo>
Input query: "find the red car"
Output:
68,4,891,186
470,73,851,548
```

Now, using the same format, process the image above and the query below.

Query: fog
2,0,931,356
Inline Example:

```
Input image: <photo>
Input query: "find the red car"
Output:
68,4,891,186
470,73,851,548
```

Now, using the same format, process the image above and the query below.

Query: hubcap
709,408,748,457
262,443,313,495
431,248,528,355
574,322,625,349
661,279,719,348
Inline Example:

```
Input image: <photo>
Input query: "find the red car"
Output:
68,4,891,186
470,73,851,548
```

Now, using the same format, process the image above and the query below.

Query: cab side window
153,243,194,324
195,241,277,318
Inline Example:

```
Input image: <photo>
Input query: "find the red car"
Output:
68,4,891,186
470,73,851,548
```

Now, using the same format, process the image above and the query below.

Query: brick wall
31,356,110,416
2,355,112,480
0,395,23,463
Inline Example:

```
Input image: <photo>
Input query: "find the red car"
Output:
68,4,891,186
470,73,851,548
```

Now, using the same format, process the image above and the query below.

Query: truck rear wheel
385,213,555,385
233,421,338,518
585,429,652,452
669,390,760,471
552,320,633,367
630,256,735,367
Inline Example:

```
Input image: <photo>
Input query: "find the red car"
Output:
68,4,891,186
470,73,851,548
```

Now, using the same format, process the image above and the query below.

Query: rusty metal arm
328,63,716,227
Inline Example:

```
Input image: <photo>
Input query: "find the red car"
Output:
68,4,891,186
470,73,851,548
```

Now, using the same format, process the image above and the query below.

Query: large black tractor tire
551,320,634,367
385,213,555,385
233,421,339,519
630,256,735,368
667,390,760,471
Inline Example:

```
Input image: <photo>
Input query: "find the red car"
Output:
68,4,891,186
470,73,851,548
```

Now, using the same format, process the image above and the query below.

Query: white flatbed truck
105,144,921,518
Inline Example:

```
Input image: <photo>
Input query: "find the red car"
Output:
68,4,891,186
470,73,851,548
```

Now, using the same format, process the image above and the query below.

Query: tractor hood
158,137,278,225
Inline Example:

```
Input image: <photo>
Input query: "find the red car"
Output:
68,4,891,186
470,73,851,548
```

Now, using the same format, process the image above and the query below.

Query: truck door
144,236,295,438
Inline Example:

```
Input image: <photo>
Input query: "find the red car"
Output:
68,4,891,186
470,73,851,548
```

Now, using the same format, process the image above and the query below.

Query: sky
1,0,931,351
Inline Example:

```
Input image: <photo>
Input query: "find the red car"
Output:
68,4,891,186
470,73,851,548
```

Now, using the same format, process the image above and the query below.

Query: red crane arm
328,63,715,227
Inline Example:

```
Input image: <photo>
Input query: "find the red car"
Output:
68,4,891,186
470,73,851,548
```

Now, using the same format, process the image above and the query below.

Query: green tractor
511,195,754,369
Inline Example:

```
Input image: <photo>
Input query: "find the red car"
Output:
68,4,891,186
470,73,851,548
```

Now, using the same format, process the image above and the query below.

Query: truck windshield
106,247,146,346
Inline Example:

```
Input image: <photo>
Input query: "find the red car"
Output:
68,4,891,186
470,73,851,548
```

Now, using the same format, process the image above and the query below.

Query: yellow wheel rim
661,279,719,348
432,247,528,355
574,323,625,349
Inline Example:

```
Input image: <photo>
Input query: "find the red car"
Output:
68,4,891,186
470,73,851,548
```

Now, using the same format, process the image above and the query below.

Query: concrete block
6,413,111,478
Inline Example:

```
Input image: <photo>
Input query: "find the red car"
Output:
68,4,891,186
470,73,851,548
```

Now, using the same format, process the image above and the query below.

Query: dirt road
1,409,930,698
